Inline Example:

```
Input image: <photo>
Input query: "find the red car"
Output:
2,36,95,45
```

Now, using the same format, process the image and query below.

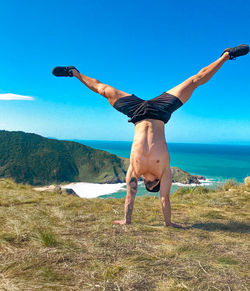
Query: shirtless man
52,44,249,227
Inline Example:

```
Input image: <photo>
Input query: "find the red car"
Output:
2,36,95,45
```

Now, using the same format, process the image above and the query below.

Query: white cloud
0,93,34,100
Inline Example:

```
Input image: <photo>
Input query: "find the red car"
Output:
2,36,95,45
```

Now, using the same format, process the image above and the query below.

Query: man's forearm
161,196,172,226
124,177,137,223
113,166,138,225
124,197,135,223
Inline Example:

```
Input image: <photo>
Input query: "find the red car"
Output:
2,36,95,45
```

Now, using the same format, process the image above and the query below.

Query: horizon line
68,139,250,146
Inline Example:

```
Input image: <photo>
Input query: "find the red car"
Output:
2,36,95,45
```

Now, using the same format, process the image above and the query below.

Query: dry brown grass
0,178,249,290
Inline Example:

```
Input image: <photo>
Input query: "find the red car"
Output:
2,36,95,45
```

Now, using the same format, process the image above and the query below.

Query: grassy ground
0,179,249,291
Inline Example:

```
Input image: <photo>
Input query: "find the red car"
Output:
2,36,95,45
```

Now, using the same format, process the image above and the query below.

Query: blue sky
0,0,249,144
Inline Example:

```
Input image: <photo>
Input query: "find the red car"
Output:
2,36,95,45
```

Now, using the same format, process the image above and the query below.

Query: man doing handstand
52,44,249,228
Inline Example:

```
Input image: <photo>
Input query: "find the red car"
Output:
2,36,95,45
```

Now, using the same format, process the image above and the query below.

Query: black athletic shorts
113,92,183,124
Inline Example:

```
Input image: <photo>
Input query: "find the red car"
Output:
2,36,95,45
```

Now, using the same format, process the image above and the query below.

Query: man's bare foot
165,222,184,229
112,220,130,225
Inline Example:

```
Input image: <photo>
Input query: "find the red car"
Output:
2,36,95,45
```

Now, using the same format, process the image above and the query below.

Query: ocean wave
62,182,126,198
63,178,221,199
172,178,214,187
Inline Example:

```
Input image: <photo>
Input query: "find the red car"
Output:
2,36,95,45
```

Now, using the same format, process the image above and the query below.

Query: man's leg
166,52,230,104
72,69,130,106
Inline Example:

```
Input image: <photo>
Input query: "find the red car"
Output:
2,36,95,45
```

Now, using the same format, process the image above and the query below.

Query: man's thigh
99,84,131,106
166,76,197,104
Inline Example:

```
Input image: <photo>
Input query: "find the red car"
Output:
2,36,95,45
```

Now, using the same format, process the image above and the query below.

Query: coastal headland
0,130,205,186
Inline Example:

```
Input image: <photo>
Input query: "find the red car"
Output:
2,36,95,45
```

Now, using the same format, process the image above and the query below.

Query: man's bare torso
130,119,170,181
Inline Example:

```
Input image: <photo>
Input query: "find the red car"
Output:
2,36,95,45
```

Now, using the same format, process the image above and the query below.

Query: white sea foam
62,178,217,199
62,182,126,198
172,178,214,187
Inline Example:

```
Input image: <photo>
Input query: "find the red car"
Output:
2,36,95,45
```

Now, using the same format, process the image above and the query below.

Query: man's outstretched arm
113,165,138,225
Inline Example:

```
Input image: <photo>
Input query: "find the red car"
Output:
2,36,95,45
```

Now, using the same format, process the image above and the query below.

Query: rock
61,188,78,197
33,185,58,192
47,185,62,193
171,167,204,185
188,176,201,184
34,185,78,196
192,175,206,180
244,176,250,186
54,185,62,193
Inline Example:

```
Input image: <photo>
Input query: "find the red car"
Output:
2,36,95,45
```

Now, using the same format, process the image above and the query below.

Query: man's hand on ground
165,222,184,229
112,220,130,225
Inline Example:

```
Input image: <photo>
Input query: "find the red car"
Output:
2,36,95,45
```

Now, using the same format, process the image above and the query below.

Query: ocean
65,141,250,199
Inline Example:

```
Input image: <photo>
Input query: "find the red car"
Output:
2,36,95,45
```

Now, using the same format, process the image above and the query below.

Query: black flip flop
52,66,79,77
221,44,249,60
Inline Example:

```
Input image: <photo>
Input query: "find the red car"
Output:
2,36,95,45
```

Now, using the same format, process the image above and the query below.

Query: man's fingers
165,222,185,229
112,220,127,225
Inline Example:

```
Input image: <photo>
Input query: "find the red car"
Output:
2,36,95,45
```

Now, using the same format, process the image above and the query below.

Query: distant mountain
0,130,129,185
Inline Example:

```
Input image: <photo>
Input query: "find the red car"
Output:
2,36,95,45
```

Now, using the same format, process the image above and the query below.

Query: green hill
0,130,205,187
0,130,129,185
0,179,249,290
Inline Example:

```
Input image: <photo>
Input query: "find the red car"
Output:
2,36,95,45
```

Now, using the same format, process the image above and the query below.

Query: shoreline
34,177,217,199
56,179,218,198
